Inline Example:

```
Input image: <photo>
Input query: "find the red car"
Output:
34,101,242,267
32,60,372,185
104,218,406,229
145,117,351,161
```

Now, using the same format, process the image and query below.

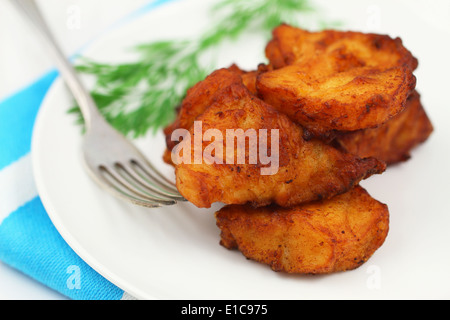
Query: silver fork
13,0,185,208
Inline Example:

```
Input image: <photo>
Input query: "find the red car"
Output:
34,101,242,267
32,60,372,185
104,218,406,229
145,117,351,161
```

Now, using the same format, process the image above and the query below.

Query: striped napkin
0,0,176,300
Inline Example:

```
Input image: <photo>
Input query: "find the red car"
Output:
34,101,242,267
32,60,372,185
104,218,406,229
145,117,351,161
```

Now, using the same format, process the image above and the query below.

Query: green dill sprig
70,40,207,137
69,0,338,138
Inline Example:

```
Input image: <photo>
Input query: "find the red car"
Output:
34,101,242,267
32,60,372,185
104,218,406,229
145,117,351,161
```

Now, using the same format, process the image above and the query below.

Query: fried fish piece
335,90,433,165
257,24,417,137
174,83,385,208
265,24,418,71
163,64,271,166
257,65,416,138
229,63,273,95
215,185,389,274
163,67,243,152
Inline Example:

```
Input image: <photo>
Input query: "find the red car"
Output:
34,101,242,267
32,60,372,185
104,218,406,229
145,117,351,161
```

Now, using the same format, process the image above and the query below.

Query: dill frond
71,0,338,138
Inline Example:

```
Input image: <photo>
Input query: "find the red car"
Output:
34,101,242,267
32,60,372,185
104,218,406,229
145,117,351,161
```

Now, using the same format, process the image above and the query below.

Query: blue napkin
0,0,176,300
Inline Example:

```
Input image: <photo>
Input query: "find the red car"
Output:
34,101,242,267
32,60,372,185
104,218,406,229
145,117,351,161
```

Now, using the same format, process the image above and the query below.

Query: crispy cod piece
164,64,270,153
257,24,417,137
265,24,418,71
228,63,273,96
174,84,385,208
215,185,389,274
335,90,434,165
163,64,271,165
163,67,243,152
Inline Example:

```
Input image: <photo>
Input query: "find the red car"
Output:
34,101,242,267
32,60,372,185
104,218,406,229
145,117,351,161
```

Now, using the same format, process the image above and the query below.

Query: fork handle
12,0,102,130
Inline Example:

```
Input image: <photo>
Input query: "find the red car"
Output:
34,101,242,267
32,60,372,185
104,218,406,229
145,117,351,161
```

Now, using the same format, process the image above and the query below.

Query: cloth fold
0,197,125,300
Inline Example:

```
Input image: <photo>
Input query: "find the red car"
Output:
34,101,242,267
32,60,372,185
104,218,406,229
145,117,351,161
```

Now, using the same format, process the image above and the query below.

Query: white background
1,0,450,299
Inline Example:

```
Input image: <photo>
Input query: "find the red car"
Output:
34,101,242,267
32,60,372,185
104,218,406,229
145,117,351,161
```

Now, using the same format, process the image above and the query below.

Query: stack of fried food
162,24,433,274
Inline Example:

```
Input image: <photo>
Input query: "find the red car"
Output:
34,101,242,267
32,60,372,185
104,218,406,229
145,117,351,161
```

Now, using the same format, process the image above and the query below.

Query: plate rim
31,77,157,299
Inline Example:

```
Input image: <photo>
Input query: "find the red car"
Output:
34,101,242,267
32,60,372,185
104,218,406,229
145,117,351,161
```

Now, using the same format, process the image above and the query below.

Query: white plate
32,0,450,299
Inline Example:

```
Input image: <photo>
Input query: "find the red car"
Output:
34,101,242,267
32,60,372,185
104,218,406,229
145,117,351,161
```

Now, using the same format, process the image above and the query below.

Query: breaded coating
174,84,385,208
215,185,389,274
163,67,243,153
265,24,418,71
335,90,434,165
164,64,270,154
257,24,417,137
162,66,254,166
229,63,273,96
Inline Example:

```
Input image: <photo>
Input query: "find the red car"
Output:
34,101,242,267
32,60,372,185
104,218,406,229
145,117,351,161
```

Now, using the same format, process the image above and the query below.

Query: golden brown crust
163,67,244,152
174,84,385,208
266,24,418,72
258,24,418,137
258,65,416,136
215,185,390,274
163,64,271,152
239,63,273,96
335,90,434,165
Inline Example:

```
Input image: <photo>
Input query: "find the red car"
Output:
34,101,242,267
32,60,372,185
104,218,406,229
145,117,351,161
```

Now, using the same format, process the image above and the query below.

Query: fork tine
94,169,163,208
100,166,177,206
131,159,181,194
119,163,186,201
